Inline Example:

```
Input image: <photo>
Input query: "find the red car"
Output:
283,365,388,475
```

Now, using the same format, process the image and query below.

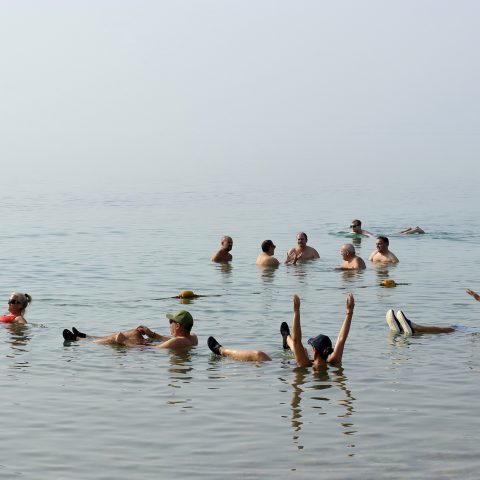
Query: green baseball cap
166,310,194,330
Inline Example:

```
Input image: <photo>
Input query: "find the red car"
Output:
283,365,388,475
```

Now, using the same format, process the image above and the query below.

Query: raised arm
290,294,311,367
466,289,480,302
327,293,354,364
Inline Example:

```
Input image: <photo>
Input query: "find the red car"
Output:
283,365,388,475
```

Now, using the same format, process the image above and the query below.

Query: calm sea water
0,181,479,479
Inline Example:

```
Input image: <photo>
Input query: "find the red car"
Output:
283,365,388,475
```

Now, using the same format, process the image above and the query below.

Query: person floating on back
211,236,233,262
281,293,355,368
63,310,198,349
386,309,455,335
0,293,32,324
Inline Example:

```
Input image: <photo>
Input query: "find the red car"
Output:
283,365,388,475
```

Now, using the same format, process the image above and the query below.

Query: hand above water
466,289,480,302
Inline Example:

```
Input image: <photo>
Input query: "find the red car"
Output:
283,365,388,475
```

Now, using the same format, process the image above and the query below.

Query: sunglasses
350,224,360,228
8,299,20,305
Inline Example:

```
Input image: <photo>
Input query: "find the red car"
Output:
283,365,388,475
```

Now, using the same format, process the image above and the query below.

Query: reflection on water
259,266,278,283
283,366,356,451
167,350,193,409
340,269,363,283
217,262,233,277
4,324,31,370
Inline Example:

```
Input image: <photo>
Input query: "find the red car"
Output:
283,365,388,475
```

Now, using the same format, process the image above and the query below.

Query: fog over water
0,1,479,191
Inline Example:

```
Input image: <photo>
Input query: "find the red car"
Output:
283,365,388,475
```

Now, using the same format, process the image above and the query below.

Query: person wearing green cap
62,310,197,349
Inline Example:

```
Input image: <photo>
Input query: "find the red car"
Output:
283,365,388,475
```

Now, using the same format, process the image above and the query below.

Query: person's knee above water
285,232,320,264
280,293,355,368
385,309,455,335
1,292,32,324
369,236,399,264
63,310,198,349
256,239,280,268
211,235,233,263
339,243,366,270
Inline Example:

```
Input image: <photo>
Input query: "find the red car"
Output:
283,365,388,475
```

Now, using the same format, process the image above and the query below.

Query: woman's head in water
8,293,32,316
308,334,333,361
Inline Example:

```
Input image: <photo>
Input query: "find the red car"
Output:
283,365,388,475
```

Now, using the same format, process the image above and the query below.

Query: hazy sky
1,1,479,190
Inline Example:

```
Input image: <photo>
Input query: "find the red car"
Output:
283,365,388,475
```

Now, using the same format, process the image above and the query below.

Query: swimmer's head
350,219,362,234
308,334,333,360
296,232,308,247
221,236,233,252
340,243,355,259
166,309,193,332
376,236,389,252
8,292,32,315
261,239,276,254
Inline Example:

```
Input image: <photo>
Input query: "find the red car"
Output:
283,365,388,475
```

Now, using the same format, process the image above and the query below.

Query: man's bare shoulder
211,250,232,262
156,333,198,349
256,254,279,267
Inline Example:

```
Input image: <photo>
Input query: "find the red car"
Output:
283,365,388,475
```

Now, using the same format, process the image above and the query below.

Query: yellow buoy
179,290,195,299
382,279,397,288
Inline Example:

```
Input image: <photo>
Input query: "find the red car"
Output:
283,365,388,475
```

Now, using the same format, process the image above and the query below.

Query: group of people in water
214,221,405,270
1,219,478,370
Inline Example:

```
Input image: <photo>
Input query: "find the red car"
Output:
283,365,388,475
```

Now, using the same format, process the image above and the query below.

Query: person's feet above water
63,329,77,341
72,327,86,338
396,310,413,335
207,336,222,355
386,309,401,333
280,322,290,349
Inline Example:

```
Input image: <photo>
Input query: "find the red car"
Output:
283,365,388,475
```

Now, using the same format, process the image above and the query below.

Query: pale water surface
0,181,479,479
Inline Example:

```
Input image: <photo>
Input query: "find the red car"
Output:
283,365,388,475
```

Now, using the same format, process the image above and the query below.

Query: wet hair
351,219,362,227
319,346,334,360
10,292,32,314
297,232,308,242
377,236,389,246
261,239,274,253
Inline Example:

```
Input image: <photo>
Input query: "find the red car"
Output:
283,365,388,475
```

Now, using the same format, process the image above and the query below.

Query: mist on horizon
0,1,478,190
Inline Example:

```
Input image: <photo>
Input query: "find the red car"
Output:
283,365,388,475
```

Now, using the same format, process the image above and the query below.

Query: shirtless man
211,236,233,262
285,232,320,264
62,310,198,349
369,236,399,264
256,239,280,268
339,243,366,270
350,219,373,237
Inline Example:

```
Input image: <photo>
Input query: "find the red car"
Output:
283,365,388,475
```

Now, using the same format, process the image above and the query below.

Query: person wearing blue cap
280,293,355,368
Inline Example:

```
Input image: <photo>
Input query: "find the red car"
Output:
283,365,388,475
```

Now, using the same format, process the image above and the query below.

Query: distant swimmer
386,309,455,335
211,236,233,263
0,293,32,324
350,219,373,237
256,239,280,268
369,236,399,264
285,232,320,264
339,243,366,270
400,226,425,234
280,293,355,368
63,310,198,349
466,289,480,302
